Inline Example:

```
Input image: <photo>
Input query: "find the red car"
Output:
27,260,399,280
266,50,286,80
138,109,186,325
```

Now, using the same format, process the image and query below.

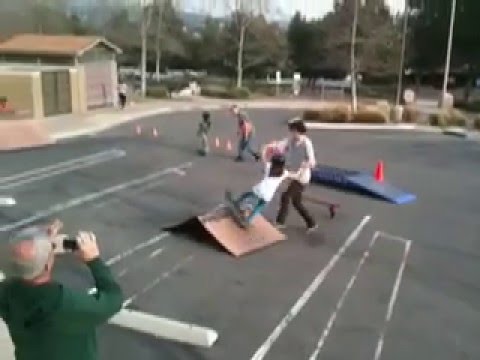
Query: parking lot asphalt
0,108,479,360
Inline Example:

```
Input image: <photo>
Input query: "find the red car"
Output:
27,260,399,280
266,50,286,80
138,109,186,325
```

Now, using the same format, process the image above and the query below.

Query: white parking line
118,246,167,278
373,233,412,360
123,255,194,307
0,149,126,189
250,215,372,360
91,178,167,210
106,232,170,267
308,232,380,359
0,162,193,233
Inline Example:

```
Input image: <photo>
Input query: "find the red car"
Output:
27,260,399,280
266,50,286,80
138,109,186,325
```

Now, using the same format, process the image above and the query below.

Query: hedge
402,106,420,123
474,117,480,131
351,110,387,124
146,86,170,99
429,109,467,127
302,107,350,123
302,107,388,124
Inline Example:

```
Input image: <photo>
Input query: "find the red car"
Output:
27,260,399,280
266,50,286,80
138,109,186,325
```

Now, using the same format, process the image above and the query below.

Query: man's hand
76,231,100,262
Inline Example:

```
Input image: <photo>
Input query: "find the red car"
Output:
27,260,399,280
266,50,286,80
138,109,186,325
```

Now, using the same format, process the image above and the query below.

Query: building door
41,70,72,117
84,61,114,109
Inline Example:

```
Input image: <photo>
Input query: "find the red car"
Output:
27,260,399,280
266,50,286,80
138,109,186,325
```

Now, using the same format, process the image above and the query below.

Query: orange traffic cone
215,137,220,148
226,140,232,151
152,128,158,137
374,161,384,182
136,125,142,135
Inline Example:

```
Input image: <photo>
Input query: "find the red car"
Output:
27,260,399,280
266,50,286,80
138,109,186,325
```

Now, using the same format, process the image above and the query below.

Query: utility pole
396,1,410,106
350,0,360,113
441,0,457,108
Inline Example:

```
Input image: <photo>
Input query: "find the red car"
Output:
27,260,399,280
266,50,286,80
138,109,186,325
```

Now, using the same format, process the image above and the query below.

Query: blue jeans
235,191,267,223
237,136,258,160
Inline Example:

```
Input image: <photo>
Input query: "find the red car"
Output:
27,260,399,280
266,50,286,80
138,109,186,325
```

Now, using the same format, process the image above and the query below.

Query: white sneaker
275,223,287,229
306,224,319,234
0,197,16,206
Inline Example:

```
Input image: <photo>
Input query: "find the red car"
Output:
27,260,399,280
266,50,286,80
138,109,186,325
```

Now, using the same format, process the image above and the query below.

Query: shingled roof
0,34,122,57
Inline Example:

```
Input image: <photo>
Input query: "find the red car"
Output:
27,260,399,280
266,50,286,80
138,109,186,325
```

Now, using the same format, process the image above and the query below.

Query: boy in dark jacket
0,221,123,360
197,111,212,156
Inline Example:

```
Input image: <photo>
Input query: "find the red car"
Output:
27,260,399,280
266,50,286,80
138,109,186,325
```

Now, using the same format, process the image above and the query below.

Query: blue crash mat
311,165,416,205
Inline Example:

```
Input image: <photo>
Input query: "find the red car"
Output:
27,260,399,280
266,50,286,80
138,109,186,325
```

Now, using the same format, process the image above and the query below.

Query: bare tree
222,0,269,88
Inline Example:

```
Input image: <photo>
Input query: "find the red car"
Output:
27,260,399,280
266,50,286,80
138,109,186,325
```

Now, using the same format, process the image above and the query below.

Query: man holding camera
0,220,123,360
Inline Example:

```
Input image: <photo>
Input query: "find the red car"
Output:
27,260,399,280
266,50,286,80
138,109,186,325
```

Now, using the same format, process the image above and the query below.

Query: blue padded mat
311,165,416,205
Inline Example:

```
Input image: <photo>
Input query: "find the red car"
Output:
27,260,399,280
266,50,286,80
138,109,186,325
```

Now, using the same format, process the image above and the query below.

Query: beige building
0,34,122,119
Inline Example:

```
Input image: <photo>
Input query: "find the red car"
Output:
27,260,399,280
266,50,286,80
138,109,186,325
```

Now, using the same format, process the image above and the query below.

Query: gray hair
1,226,53,280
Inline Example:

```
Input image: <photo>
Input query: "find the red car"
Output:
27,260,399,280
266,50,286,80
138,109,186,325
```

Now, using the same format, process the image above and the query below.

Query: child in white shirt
230,152,304,224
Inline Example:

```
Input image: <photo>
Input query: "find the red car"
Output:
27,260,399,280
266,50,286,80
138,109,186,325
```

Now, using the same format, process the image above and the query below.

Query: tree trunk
350,0,360,114
236,24,247,89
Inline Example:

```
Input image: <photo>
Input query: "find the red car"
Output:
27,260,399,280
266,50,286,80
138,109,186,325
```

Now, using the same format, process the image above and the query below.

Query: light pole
395,1,410,106
441,0,457,108
350,0,360,113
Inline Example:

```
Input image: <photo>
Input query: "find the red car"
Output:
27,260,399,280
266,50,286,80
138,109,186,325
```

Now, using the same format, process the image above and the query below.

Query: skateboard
303,194,339,219
224,190,250,228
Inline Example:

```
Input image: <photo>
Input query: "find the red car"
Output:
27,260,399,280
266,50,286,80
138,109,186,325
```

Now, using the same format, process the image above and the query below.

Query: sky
182,0,406,19
290,0,406,19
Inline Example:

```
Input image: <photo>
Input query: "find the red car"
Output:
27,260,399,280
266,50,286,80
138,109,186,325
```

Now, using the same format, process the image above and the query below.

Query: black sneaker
235,157,244,162
254,153,260,162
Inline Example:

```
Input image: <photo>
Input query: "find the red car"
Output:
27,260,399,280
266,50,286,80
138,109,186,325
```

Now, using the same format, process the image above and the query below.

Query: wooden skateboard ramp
197,205,286,257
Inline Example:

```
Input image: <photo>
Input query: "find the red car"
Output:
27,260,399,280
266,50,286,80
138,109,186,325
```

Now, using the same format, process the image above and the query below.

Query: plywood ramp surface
198,206,286,257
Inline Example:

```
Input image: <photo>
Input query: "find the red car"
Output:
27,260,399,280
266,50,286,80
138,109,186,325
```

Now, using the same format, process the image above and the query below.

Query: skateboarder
274,119,318,233
197,111,211,156
229,153,304,224
236,112,260,162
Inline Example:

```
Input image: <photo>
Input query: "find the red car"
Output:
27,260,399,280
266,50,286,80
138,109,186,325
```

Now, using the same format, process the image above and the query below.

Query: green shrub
146,86,170,99
201,84,230,98
302,107,350,123
229,87,250,99
201,85,251,99
429,109,467,127
352,110,388,124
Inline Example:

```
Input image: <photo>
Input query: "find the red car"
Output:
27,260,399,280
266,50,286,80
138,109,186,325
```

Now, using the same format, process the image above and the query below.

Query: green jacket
0,258,123,360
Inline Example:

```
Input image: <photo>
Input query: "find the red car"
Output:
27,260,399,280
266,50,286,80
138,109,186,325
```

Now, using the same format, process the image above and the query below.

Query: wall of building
0,54,74,66
78,45,116,63
0,72,36,119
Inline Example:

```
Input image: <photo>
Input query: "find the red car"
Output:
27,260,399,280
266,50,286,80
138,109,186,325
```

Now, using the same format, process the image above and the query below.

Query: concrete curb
51,104,226,141
304,122,443,133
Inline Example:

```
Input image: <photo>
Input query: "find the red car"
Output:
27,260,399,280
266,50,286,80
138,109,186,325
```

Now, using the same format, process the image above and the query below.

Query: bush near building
302,106,388,124
429,109,468,127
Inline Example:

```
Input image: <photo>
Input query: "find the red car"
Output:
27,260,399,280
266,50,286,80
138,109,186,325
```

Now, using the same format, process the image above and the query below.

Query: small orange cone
153,128,158,137
136,125,142,135
226,140,232,151
374,161,384,182
215,137,220,148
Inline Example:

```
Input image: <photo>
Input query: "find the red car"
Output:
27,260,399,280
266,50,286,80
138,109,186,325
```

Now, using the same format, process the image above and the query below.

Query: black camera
63,237,79,251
